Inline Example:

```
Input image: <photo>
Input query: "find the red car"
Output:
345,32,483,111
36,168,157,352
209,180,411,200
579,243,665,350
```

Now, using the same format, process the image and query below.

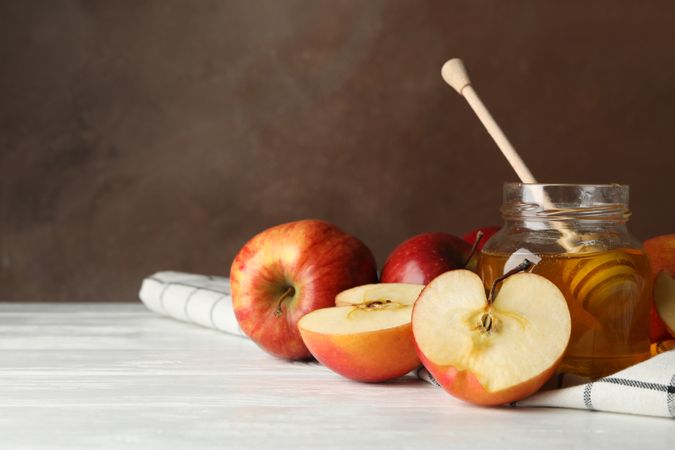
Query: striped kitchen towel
416,353,675,418
512,352,675,417
139,271,245,337
139,271,675,419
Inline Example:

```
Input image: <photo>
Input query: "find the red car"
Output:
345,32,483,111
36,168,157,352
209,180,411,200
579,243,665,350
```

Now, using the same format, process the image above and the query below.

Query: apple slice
654,271,675,337
298,300,419,382
413,267,571,406
335,283,424,307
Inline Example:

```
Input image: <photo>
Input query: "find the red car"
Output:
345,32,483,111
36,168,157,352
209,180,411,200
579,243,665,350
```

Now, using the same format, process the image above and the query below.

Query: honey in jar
479,183,651,379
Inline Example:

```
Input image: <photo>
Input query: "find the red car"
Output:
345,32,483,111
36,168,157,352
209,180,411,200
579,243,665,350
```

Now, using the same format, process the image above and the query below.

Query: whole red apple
462,226,500,251
380,233,473,284
230,219,377,360
644,234,675,341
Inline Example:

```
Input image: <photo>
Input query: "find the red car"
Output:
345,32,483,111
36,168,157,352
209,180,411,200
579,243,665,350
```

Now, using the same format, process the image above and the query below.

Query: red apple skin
299,323,419,382
462,226,501,251
230,220,378,360
417,345,561,406
380,233,473,284
644,234,675,342
649,307,670,343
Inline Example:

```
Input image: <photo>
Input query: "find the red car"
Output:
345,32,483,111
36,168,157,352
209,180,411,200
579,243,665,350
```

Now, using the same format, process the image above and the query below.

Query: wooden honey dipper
440,58,578,252
441,59,638,316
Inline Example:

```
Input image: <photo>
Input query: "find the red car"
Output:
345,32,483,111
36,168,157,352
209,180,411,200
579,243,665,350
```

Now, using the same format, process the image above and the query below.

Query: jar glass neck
501,183,631,223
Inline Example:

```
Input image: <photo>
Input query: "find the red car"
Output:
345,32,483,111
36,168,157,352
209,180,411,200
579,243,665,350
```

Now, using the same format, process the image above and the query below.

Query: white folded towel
139,271,675,419
513,353,675,417
139,271,245,337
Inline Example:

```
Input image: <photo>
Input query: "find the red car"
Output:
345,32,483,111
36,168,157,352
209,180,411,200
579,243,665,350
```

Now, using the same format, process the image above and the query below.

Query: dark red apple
463,226,500,251
230,219,378,360
380,233,474,284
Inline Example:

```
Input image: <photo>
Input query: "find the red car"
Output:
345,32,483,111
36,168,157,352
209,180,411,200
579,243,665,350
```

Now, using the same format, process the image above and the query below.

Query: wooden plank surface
0,303,673,449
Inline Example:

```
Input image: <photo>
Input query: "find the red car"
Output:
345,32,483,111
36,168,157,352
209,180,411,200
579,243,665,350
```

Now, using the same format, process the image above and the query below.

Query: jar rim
501,182,630,221
503,182,628,189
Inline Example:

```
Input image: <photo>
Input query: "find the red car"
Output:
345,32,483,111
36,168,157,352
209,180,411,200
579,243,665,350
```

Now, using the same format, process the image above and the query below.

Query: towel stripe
158,283,171,312
668,373,675,418
600,377,675,393
209,295,228,329
183,287,201,321
583,383,594,410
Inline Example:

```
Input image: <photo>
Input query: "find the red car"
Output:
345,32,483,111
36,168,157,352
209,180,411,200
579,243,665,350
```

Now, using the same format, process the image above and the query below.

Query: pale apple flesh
298,303,419,382
335,283,424,307
413,270,571,406
654,271,675,337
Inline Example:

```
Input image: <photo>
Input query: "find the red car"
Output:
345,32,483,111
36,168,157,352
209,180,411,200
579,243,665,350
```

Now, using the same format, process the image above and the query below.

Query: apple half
298,283,423,382
413,269,571,406
654,271,675,337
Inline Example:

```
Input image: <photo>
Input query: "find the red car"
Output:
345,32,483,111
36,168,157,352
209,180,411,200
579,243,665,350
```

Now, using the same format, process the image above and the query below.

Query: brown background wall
1,0,674,302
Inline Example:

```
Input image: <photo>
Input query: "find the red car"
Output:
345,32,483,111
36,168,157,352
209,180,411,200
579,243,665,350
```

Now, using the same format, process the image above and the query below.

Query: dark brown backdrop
1,0,674,301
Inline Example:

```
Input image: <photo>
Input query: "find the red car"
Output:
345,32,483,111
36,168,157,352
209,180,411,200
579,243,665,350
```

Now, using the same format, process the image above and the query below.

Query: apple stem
462,230,484,269
273,286,295,317
477,259,534,335
487,259,534,305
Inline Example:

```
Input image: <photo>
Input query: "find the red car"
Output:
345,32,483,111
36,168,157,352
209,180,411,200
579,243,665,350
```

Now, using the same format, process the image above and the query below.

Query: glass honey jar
478,183,651,379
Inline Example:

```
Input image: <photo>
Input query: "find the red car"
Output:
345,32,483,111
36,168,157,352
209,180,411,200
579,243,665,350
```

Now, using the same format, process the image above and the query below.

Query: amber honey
478,248,651,379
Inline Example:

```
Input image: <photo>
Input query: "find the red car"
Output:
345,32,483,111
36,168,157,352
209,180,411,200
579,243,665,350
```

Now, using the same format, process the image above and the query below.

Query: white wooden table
1,303,673,449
